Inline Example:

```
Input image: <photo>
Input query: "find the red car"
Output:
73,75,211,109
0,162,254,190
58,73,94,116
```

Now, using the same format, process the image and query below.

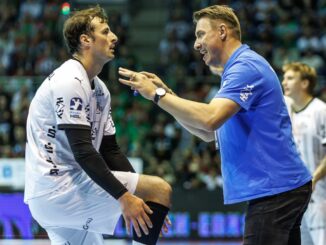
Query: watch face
156,88,166,96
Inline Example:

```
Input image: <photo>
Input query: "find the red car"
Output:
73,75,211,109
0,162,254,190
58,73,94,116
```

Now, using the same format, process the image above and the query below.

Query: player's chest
292,112,316,136
87,88,107,122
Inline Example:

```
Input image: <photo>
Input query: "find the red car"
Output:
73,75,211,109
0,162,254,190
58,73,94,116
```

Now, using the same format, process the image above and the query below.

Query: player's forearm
100,134,135,172
157,94,220,131
65,128,128,199
313,156,326,184
176,119,215,142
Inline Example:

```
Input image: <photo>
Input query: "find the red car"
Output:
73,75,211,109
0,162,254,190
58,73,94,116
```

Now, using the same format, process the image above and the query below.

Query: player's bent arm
312,155,326,188
176,119,215,142
100,134,135,172
158,95,241,131
64,127,128,199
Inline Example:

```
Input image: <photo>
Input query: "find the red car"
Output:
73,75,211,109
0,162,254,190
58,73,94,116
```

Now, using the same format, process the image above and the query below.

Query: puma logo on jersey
83,218,93,230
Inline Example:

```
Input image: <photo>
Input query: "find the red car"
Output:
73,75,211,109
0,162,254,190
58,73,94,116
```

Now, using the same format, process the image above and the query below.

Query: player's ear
301,79,310,90
79,34,92,48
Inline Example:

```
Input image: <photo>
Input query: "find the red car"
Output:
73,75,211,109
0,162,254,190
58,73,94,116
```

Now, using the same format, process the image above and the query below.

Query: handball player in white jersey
24,6,171,245
283,62,326,245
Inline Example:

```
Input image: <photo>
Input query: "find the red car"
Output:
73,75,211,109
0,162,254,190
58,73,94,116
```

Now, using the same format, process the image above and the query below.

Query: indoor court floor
0,240,242,245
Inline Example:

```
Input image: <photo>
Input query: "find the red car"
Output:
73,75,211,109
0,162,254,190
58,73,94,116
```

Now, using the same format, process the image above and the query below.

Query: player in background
24,6,171,245
118,5,312,245
282,62,326,245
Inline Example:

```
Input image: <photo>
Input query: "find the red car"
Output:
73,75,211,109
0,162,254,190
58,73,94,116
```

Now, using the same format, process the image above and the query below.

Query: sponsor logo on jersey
85,104,90,122
70,97,83,118
240,84,254,102
70,97,83,111
95,87,104,97
83,218,93,230
56,97,64,119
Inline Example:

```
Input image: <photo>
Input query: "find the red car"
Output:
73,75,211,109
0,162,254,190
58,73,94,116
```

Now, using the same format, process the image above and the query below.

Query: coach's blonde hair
282,62,317,95
193,5,241,40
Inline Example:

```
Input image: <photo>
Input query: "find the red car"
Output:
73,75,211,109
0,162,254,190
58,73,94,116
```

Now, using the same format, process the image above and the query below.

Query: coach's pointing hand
119,67,157,101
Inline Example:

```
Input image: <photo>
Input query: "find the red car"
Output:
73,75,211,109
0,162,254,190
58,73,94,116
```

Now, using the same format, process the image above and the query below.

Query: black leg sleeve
132,201,169,245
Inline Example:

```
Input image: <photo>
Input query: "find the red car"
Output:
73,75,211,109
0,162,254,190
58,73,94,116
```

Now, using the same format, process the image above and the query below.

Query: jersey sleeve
104,106,116,136
52,77,91,129
318,107,326,146
216,61,263,111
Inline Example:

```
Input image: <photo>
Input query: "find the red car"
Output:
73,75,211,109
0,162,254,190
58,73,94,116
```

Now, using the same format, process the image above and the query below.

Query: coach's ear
218,23,227,41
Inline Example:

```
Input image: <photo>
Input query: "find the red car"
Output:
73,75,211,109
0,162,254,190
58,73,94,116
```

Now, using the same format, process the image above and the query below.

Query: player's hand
118,192,153,237
118,67,161,100
160,215,172,236
312,178,316,192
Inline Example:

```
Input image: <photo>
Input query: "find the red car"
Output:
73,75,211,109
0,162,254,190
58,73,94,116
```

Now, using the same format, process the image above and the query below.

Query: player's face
90,17,118,62
282,70,303,97
194,18,221,67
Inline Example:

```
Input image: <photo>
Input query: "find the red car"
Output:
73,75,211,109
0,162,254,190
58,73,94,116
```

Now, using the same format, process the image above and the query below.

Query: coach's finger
140,71,156,79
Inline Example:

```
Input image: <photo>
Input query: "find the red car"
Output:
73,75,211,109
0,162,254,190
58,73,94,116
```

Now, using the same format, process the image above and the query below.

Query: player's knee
152,176,172,206
137,175,172,206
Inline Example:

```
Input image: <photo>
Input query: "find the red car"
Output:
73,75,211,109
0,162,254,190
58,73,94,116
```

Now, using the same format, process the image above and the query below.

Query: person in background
283,62,326,245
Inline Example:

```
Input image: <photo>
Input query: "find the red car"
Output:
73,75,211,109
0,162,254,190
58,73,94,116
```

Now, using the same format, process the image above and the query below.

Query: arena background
0,0,325,244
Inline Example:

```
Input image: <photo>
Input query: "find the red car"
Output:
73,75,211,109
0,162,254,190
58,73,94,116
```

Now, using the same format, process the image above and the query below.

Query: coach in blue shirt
119,5,312,245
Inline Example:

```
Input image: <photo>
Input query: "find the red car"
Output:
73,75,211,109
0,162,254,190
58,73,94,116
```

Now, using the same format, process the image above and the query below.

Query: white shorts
301,200,326,245
28,171,139,245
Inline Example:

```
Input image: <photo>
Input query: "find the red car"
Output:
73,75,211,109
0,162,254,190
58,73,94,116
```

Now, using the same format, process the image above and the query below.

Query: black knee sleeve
132,201,169,245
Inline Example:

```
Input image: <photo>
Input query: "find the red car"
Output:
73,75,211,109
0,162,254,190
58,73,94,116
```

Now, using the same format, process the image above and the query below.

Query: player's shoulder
307,98,326,120
51,59,88,87
57,59,85,78
311,98,326,110
95,76,110,94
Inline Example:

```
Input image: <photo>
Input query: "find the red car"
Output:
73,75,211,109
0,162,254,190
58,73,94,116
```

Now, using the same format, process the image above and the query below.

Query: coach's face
194,18,223,67
90,17,118,62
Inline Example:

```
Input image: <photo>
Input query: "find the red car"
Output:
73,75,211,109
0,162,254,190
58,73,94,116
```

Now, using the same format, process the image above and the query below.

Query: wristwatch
154,87,166,104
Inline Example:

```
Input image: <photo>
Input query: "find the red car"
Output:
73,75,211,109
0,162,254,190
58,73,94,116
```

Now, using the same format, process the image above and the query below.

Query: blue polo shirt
215,44,311,204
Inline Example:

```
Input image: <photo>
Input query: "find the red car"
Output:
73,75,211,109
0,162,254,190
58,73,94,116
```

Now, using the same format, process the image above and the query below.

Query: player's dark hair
63,5,108,55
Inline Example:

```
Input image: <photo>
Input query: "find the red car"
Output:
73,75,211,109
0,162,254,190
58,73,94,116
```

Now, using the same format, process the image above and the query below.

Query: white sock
132,241,145,245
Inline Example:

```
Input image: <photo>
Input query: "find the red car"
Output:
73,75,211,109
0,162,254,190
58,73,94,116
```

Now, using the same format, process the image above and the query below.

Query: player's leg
300,207,314,245
46,227,104,245
27,171,138,242
310,201,326,245
131,174,172,245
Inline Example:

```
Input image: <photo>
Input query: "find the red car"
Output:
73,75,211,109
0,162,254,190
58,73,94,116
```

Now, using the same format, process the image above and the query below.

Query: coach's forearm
157,94,241,132
176,119,215,142
157,94,217,131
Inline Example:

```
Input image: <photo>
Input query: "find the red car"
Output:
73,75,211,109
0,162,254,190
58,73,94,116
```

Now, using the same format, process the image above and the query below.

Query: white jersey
285,97,326,202
25,59,116,203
